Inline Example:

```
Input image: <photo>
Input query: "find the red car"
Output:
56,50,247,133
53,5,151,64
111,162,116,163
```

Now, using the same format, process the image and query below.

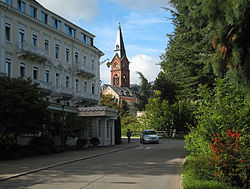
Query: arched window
113,74,119,87
123,74,127,85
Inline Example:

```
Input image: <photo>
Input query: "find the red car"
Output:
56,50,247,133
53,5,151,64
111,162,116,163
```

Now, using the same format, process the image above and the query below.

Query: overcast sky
37,0,173,85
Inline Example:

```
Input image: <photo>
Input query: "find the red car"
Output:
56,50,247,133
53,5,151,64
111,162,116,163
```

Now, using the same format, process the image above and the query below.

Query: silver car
140,129,159,144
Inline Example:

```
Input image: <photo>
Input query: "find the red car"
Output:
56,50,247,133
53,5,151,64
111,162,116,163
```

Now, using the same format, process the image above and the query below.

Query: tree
0,77,50,138
100,93,119,109
134,72,154,111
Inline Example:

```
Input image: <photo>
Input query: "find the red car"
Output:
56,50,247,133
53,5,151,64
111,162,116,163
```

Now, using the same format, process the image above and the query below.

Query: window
65,48,69,63
91,59,94,70
44,40,49,55
92,83,95,94
81,33,88,44
88,120,92,138
83,81,87,92
33,66,38,80
97,119,101,138
81,33,85,43
64,24,75,38
83,56,87,65
17,0,25,12
75,79,79,92
30,5,37,18
66,76,70,88
32,34,37,47
20,63,25,78
55,73,60,87
106,120,110,139
18,29,25,48
5,23,11,42
5,58,11,77
85,35,89,44
55,44,59,59
90,38,94,46
45,70,49,83
51,17,61,30
5,0,12,6
41,11,48,24
75,52,79,64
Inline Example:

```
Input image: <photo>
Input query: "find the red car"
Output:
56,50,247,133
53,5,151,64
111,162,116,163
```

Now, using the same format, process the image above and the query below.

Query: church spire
114,21,126,59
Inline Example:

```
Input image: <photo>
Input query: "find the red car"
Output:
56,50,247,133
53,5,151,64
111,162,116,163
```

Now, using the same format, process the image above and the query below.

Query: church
102,22,137,105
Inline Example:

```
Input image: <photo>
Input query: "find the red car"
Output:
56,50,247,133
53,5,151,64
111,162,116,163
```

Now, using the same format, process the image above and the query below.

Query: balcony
17,42,48,63
74,92,99,105
74,64,95,78
32,80,52,96
54,86,73,97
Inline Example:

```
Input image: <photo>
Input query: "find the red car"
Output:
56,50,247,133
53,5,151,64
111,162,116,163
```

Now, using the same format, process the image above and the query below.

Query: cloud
37,0,99,21
108,0,169,11
130,55,161,84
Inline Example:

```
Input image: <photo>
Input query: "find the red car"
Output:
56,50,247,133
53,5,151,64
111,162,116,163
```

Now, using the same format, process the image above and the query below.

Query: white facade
0,0,119,146
0,0,102,108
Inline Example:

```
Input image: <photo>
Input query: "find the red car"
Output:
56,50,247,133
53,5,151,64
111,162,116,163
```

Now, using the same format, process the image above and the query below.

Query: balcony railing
75,91,99,102
17,42,48,62
74,64,95,78
54,86,73,96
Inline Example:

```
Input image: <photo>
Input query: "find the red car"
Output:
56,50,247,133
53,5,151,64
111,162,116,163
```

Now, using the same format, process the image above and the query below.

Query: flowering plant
210,130,248,187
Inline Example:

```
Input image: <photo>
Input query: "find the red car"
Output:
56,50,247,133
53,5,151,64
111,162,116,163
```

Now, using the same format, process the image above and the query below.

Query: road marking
135,146,152,150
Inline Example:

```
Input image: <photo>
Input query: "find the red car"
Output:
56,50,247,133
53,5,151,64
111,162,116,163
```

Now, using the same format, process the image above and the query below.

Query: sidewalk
0,141,138,181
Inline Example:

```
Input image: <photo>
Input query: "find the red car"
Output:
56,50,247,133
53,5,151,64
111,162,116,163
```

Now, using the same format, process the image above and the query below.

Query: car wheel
156,141,159,144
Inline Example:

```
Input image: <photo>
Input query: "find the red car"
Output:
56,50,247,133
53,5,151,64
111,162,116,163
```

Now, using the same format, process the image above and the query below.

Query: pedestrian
127,129,132,143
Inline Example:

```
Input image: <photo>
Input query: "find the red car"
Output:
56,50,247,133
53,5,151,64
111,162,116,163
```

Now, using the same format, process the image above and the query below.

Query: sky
36,0,174,85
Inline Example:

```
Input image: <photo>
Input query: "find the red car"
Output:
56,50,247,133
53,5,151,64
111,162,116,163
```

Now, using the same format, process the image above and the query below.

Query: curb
179,157,186,189
0,143,139,182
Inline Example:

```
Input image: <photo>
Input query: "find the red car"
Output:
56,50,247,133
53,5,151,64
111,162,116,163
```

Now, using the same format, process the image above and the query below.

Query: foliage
141,97,195,136
185,79,249,187
0,77,50,138
121,116,143,136
153,72,177,104
0,133,15,155
182,155,240,189
134,72,154,111
100,93,119,109
29,136,55,155
90,137,100,146
65,115,87,138
76,138,88,149
210,130,249,187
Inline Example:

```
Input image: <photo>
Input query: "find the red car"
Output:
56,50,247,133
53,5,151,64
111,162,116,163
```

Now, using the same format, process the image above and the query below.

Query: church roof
114,22,126,59
105,86,135,98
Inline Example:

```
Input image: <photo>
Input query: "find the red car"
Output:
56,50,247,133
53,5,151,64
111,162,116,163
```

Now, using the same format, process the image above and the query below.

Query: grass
182,156,240,189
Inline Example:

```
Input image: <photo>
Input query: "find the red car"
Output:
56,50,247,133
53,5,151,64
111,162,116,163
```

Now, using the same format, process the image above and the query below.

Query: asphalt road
0,139,187,189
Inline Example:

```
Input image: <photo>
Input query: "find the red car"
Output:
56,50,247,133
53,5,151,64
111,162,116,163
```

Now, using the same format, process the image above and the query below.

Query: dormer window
17,0,25,12
64,24,75,38
30,5,37,18
116,45,119,50
52,17,61,30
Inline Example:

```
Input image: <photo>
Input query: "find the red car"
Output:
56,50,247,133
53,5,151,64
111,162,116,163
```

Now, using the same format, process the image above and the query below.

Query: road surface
0,139,187,189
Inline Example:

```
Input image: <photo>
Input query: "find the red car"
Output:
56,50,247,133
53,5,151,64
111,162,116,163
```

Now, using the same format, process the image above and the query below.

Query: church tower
111,21,130,88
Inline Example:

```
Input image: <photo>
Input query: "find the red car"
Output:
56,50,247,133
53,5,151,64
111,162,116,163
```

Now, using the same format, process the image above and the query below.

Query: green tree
0,77,49,138
134,72,154,111
100,93,119,109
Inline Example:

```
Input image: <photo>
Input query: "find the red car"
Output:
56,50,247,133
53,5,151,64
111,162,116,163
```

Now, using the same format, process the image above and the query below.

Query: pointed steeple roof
114,21,126,59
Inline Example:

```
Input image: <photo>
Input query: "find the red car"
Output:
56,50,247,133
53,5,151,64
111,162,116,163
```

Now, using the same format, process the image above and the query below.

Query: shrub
76,138,88,149
90,137,100,146
185,79,249,187
29,136,55,155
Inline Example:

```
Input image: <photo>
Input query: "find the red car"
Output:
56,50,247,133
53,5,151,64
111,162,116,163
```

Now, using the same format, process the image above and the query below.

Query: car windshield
144,131,156,135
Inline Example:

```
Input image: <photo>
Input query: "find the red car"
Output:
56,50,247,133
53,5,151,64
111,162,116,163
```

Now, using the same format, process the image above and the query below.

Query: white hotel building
0,0,118,146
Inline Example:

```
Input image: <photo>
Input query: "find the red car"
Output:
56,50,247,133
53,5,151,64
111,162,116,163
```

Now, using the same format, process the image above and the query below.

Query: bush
76,138,88,149
0,132,15,155
29,136,55,155
185,79,249,187
90,137,100,146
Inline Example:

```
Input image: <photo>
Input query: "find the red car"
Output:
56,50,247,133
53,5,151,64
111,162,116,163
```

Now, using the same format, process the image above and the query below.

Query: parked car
140,129,159,144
